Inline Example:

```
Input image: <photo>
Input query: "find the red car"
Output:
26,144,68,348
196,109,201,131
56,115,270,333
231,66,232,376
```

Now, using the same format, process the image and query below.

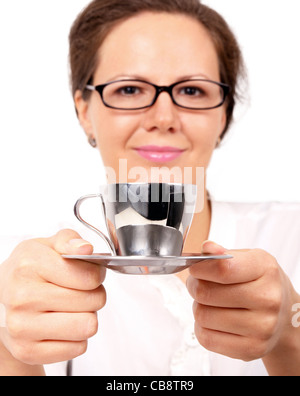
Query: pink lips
135,146,185,163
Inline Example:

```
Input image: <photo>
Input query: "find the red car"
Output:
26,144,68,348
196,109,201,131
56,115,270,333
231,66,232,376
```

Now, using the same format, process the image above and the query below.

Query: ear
217,108,227,146
222,108,227,131
74,90,94,137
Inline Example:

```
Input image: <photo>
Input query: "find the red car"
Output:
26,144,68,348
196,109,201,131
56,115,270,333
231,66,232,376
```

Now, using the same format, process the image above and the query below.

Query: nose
142,91,181,134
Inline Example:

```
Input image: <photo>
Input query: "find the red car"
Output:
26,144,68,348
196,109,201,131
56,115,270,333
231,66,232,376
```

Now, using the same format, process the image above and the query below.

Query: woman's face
75,12,226,183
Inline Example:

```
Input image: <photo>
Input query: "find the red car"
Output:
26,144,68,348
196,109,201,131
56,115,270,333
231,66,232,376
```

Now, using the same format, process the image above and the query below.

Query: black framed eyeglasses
85,79,230,111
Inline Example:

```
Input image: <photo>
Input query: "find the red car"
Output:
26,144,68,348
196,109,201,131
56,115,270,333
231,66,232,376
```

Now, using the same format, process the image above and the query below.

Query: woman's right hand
0,229,106,368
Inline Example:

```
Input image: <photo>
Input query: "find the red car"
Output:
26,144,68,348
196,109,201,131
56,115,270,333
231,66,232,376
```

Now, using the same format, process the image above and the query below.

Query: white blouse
2,200,300,376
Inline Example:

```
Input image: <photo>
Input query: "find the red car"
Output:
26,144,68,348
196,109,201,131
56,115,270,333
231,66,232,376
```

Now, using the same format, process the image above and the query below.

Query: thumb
201,240,227,255
49,229,94,255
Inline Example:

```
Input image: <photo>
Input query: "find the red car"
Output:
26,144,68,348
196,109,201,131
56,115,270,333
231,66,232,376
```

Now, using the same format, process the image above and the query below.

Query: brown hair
69,0,246,138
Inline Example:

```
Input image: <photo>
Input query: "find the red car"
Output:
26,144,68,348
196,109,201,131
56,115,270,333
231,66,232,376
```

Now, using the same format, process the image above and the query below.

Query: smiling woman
70,0,244,141
73,10,241,184
0,0,300,378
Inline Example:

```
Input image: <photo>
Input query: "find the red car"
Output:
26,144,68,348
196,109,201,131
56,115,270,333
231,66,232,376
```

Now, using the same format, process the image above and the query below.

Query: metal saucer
62,253,233,275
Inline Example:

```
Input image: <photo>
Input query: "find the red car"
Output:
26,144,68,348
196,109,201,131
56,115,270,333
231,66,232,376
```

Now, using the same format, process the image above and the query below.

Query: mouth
134,146,185,163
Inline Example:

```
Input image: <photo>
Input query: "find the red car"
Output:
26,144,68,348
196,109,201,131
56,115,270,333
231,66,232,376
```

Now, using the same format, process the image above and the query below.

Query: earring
88,136,97,148
216,137,222,148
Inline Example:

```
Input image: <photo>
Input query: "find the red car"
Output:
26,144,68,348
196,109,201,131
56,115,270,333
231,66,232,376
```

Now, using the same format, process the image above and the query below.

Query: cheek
92,108,129,144
181,110,225,168
91,109,139,165
184,111,223,148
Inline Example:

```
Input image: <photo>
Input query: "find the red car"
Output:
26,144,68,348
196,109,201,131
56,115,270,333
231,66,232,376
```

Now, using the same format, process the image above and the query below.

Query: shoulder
211,200,300,277
213,200,300,225
212,201,300,242
210,199,300,246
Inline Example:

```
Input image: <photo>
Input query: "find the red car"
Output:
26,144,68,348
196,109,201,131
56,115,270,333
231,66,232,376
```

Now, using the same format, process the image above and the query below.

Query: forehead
94,12,220,83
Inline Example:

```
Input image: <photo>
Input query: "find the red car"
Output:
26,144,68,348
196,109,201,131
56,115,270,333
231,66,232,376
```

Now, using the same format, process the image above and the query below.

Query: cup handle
74,194,117,256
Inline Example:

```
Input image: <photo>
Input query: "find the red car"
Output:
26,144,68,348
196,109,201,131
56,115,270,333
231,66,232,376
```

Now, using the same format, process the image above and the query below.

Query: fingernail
68,239,92,249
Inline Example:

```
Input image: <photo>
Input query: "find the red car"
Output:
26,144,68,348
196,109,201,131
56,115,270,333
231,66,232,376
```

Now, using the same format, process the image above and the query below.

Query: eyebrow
176,73,213,81
103,73,214,84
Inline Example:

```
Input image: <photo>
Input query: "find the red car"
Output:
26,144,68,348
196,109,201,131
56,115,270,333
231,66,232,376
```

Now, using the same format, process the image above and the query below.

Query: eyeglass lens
102,80,225,110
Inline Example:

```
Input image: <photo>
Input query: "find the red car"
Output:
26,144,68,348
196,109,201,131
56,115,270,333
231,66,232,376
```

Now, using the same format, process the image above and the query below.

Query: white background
0,0,299,237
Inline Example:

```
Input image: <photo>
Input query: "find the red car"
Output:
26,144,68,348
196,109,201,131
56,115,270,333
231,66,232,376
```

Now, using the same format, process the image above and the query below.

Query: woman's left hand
186,241,300,371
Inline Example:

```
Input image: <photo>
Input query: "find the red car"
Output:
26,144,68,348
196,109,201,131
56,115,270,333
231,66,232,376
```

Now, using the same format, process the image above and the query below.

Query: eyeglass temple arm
85,85,96,91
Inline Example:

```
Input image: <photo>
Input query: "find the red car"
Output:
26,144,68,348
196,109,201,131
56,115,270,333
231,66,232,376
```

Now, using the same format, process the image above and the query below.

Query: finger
1,327,88,365
194,323,256,361
7,283,107,313
32,340,88,365
6,312,99,342
190,249,267,284
34,312,99,342
201,240,227,255
40,284,106,313
187,274,275,310
23,240,106,290
42,255,106,291
193,302,258,337
187,277,259,309
42,230,106,290
46,229,94,256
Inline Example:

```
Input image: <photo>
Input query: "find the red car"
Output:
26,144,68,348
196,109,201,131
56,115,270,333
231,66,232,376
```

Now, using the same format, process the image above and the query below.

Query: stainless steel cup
74,183,197,257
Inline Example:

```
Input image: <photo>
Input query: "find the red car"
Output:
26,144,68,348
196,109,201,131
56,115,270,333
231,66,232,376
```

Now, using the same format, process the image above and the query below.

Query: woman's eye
181,87,203,96
119,86,140,95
